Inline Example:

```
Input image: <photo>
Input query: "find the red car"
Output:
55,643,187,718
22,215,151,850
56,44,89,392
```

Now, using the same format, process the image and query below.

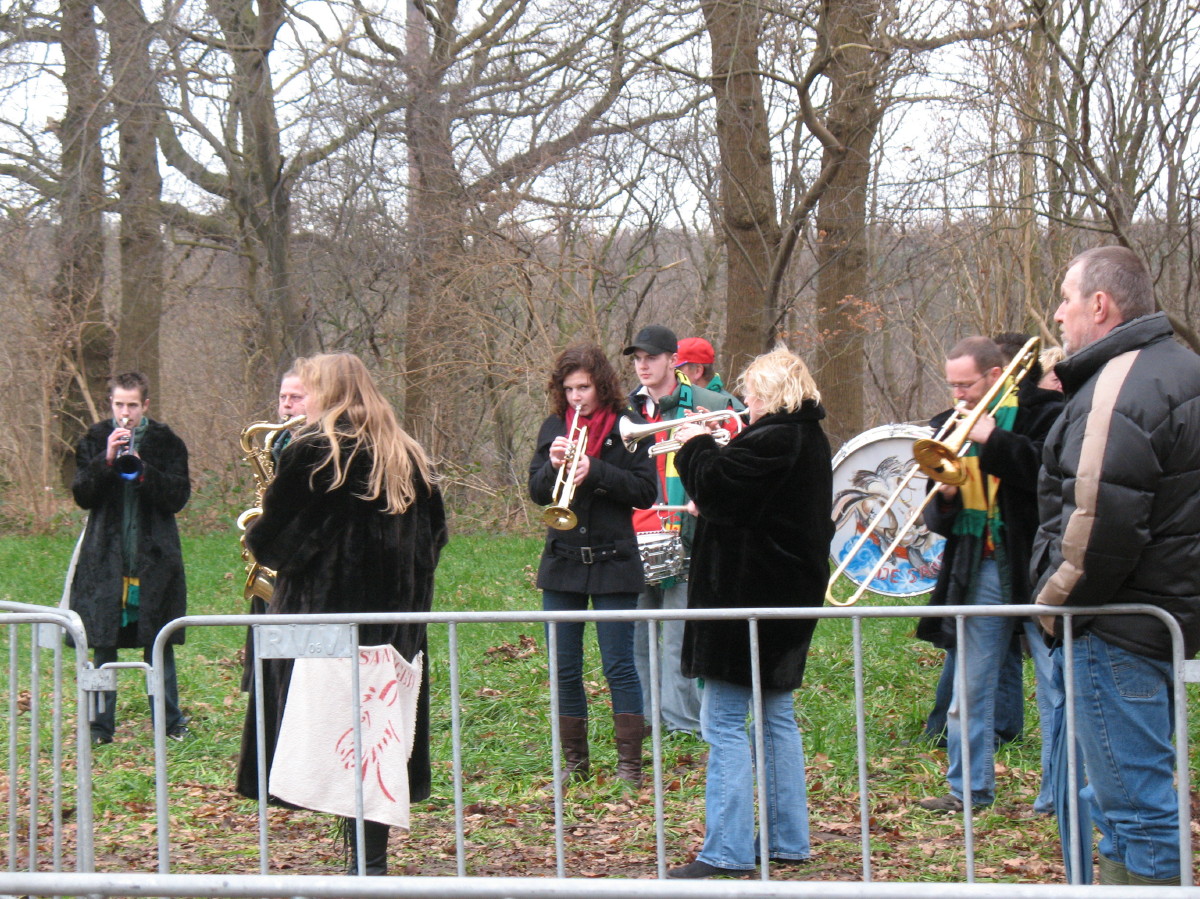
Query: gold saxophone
237,416,305,604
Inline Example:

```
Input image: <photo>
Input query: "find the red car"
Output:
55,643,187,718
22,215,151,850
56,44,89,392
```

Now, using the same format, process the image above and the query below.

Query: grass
1,530,1197,882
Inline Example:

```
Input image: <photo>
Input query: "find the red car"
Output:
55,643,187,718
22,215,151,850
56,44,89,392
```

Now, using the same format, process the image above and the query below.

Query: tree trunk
210,0,314,372
813,0,882,447
703,0,781,379
403,3,466,456
101,0,164,391
54,0,111,484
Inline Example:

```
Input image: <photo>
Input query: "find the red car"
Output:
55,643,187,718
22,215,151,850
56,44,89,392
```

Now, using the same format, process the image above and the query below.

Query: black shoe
667,860,752,879
91,733,113,746
757,855,809,867
918,794,964,812
166,724,192,742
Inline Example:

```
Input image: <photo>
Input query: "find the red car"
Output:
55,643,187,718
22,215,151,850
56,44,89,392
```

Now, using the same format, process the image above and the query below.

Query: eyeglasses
945,374,986,393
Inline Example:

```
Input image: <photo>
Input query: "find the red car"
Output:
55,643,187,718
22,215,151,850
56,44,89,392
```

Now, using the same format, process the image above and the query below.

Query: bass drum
830,424,946,598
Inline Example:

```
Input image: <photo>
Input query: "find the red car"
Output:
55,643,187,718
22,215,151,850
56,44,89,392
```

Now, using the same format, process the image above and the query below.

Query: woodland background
2,0,1199,534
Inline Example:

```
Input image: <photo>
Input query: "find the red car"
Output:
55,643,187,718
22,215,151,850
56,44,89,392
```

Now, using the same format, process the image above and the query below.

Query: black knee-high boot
345,818,390,875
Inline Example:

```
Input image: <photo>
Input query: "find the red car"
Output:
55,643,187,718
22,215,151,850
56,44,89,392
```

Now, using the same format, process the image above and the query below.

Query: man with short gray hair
1032,245,1200,885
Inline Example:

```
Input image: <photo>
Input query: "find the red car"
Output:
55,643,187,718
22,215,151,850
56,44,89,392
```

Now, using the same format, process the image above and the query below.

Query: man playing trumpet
916,337,1062,812
623,325,738,737
68,371,192,745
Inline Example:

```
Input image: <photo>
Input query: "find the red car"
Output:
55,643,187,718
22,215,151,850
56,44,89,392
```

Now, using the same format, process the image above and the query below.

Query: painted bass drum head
830,424,945,598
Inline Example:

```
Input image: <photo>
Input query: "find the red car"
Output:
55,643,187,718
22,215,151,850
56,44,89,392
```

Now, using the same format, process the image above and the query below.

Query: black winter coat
235,434,448,803
529,411,658,595
69,419,190,649
675,403,833,691
916,385,1063,648
1032,312,1200,660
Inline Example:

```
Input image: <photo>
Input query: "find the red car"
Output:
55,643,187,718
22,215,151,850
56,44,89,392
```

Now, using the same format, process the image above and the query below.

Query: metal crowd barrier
0,600,95,875
3,602,1197,897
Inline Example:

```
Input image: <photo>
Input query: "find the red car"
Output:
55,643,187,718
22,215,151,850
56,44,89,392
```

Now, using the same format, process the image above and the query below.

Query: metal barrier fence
3,601,1198,898
0,600,95,875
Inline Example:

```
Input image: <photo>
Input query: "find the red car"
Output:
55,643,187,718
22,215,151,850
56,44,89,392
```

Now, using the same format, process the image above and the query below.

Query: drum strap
549,539,627,565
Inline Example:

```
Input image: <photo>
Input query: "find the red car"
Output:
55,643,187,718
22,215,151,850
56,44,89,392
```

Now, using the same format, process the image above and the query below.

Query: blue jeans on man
696,678,810,871
634,581,700,733
925,641,1025,746
945,559,1058,809
1061,633,1179,882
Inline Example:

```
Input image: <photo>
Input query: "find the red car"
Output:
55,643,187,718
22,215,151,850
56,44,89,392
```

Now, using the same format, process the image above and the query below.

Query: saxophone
237,416,305,604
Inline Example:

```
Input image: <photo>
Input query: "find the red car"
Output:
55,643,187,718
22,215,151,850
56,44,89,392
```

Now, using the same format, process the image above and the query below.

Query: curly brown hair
547,344,626,417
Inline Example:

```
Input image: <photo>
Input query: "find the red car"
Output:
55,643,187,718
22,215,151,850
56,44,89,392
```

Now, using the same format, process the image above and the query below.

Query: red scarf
570,406,617,457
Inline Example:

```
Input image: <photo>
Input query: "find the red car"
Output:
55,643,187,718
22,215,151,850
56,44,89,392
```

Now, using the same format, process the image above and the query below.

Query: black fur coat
675,403,833,691
69,419,190,649
235,433,448,804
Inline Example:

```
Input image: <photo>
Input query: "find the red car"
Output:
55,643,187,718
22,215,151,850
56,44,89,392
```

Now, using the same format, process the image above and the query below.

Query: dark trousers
91,644,184,738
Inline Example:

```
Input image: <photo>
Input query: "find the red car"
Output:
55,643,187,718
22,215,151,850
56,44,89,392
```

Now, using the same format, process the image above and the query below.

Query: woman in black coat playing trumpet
529,343,657,786
666,347,833,878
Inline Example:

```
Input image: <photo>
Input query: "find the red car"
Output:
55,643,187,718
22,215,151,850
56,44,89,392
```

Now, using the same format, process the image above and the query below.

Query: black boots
613,713,644,788
557,715,591,784
345,818,390,875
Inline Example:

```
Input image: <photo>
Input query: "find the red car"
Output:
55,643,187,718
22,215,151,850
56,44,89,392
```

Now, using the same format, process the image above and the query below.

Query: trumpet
543,405,588,530
827,337,1039,607
114,416,143,481
619,408,747,456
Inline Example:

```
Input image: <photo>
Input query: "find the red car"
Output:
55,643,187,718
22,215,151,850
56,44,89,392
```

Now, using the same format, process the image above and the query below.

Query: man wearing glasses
915,336,1063,813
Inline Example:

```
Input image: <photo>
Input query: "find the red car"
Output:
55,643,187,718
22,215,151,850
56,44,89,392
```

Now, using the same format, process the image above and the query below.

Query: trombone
543,405,588,530
619,408,747,456
827,337,1040,607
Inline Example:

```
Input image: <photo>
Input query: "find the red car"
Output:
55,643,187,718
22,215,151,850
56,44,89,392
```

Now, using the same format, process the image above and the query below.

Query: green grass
1,531,1197,881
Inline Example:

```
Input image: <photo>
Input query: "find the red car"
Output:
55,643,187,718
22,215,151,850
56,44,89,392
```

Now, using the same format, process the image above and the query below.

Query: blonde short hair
1039,346,1065,372
736,347,821,414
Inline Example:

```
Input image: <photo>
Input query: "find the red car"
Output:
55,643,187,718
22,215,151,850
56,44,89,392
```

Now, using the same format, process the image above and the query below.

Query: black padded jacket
1031,312,1200,661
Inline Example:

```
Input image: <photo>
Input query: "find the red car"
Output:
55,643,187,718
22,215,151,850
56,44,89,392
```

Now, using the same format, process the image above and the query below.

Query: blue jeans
1066,633,1179,881
634,582,700,733
542,591,641,719
946,560,1058,808
697,678,810,871
925,641,1025,745
90,644,184,738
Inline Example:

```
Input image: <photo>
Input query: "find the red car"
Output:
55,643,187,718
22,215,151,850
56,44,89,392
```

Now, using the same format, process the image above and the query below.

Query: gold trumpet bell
543,505,578,530
912,438,969,486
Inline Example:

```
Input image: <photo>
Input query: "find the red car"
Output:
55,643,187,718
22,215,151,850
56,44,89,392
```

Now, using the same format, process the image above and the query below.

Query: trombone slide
826,335,1039,606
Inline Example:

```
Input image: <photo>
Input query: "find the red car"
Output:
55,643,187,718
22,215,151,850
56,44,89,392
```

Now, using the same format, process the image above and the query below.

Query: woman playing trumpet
665,347,833,878
528,343,657,786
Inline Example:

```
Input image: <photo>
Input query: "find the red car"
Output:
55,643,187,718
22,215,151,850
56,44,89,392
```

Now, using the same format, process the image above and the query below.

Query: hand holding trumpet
550,434,591,484
106,422,134,464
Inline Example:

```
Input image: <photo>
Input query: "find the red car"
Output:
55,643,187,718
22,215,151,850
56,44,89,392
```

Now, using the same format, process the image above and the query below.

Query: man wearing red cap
676,338,744,411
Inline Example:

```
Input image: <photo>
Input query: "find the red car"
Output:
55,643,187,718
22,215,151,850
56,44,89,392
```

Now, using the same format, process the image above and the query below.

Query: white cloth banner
269,645,422,829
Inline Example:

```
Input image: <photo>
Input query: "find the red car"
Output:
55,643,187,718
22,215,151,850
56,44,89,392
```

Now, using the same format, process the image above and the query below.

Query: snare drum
637,531,687,585
830,424,946,597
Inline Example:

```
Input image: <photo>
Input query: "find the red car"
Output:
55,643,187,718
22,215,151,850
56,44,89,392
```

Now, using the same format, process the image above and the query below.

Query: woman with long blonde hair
237,352,447,876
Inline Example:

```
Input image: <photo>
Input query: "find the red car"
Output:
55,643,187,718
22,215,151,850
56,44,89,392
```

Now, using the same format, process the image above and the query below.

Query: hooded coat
235,432,448,803
674,403,833,691
69,419,190,649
